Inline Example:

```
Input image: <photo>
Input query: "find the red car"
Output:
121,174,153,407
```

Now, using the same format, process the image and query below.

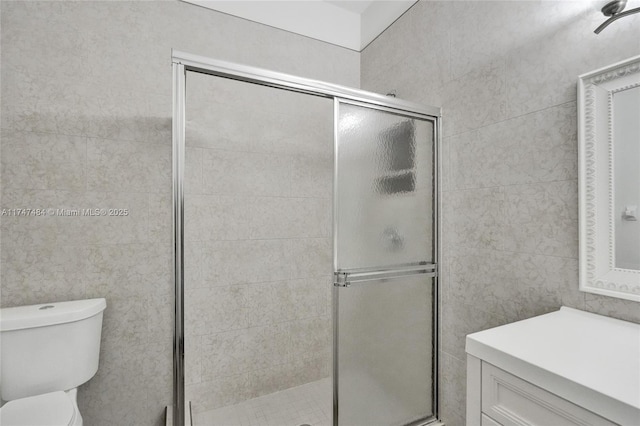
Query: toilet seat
0,391,76,426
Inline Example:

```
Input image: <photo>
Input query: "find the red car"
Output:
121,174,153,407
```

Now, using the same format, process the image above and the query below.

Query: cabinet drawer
481,362,616,426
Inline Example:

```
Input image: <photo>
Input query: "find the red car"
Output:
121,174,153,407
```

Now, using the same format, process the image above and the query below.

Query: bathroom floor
192,378,332,426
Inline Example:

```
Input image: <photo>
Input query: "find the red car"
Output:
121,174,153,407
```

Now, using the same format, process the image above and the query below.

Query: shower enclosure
172,51,441,426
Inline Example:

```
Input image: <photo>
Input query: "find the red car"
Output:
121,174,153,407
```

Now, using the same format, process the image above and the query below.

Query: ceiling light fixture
594,0,640,33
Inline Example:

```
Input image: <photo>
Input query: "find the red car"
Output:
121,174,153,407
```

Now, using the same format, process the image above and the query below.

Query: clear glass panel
337,275,434,425
336,102,434,270
184,71,334,425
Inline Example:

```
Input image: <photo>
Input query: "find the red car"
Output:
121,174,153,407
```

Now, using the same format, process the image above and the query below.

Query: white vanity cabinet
465,307,640,426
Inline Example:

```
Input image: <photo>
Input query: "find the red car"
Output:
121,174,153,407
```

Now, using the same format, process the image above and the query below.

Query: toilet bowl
0,388,82,426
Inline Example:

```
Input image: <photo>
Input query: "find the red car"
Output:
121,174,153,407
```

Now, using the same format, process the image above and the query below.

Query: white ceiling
325,1,375,14
181,0,417,51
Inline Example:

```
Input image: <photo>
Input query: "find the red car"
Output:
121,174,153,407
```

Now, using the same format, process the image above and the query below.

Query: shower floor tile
192,377,332,426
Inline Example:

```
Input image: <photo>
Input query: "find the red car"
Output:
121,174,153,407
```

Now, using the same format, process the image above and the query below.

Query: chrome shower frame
171,50,442,426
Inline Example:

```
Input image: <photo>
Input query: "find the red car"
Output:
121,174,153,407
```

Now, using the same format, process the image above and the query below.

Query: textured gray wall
4,1,638,425
361,1,640,425
0,2,358,425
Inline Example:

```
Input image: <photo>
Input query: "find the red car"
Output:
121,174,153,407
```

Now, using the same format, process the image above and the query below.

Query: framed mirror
578,55,640,302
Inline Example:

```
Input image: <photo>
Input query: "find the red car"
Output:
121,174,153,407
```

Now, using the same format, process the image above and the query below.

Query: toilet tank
0,298,106,401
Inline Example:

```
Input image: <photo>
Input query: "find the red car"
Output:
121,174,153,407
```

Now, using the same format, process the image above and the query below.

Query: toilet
0,298,106,426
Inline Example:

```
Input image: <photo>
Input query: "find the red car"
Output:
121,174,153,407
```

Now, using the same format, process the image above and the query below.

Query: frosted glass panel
337,275,434,425
336,102,434,270
334,101,436,425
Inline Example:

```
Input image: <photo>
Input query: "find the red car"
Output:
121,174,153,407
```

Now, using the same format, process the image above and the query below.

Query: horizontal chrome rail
172,50,441,119
334,263,436,287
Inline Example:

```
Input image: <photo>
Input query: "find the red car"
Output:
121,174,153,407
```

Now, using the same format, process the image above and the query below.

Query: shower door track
172,49,442,426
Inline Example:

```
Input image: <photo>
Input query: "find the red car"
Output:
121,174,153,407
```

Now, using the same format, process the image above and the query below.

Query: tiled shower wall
0,2,358,425
183,73,333,413
360,1,640,425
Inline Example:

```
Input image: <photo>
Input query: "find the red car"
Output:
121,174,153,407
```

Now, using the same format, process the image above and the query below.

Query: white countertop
466,307,640,426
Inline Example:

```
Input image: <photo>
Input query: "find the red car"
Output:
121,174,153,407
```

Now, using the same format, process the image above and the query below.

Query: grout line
185,194,331,200
445,99,577,139
440,349,466,365
446,178,578,192
186,236,331,242
446,244,578,261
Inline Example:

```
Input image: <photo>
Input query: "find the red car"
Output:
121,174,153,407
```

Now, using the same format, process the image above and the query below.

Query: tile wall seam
1,127,167,145
186,238,331,243
444,99,578,138
440,350,466,365
189,195,332,200
449,244,579,261
0,189,166,196
497,185,506,252
448,179,578,192
450,178,578,192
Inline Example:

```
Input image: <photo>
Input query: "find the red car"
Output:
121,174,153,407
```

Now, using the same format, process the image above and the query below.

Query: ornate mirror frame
578,54,640,302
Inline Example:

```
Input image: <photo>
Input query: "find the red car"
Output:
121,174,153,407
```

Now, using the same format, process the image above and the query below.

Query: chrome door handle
334,263,436,287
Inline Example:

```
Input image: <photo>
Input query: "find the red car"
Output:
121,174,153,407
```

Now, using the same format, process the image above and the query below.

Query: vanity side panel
466,354,482,426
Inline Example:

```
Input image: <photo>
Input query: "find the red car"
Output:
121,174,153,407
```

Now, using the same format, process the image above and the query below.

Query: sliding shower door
334,100,437,426
182,70,334,424
173,51,441,426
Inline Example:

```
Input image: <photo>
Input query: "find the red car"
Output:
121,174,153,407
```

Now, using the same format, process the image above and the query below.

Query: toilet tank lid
0,298,106,331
